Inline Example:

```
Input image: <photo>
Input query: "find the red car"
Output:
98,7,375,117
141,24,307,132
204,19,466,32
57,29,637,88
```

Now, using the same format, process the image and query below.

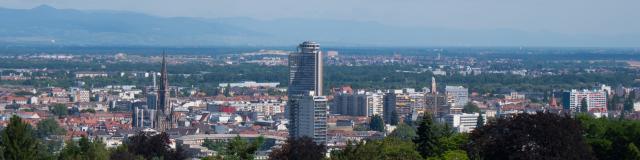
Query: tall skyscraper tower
155,53,173,131
288,41,323,97
288,41,327,144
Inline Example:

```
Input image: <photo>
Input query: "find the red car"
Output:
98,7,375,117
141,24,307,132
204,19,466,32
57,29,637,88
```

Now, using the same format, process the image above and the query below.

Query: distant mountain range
0,5,637,47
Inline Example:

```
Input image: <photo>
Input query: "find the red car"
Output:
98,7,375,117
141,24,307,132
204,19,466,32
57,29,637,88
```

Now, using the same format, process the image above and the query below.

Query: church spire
156,51,172,131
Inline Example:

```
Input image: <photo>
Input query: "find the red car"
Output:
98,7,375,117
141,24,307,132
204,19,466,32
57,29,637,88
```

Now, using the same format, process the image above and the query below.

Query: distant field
628,61,640,68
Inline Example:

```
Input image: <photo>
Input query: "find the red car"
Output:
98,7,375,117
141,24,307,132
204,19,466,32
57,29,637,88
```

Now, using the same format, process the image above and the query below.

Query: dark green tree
369,115,385,132
84,137,109,160
390,110,399,125
268,137,325,160
624,94,635,112
627,143,640,160
442,150,469,160
202,139,226,153
413,113,440,158
59,140,82,160
579,114,640,160
330,137,422,160
330,141,383,160
36,118,66,138
59,136,109,160
224,83,231,97
224,136,264,160
0,115,39,160
50,103,68,117
542,92,549,103
388,123,416,141
462,102,480,114
609,94,620,110
127,132,185,160
38,138,63,159
476,112,485,129
437,133,469,156
109,145,144,160
468,112,594,160
581,98,589,113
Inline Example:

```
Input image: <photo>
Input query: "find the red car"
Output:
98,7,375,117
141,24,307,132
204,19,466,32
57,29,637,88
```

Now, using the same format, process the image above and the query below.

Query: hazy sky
1,0,639,36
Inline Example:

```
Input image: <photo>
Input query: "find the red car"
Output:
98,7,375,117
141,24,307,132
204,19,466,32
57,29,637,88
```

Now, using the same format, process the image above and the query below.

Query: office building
287,41,323,97
288,41,327,144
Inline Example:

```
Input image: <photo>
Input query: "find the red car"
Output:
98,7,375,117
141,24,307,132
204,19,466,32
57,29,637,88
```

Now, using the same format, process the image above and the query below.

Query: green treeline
2,62,637,94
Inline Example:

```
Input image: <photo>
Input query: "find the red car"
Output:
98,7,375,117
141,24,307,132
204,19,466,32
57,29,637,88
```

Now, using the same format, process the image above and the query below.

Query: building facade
288,41,327,144
445,86,469,108
562,89,607,117
290,96,328,144
445,113,485,133
383,92,396,124
332,93,367,116
366,92,384,117
288,41,323,97
133,106,156,128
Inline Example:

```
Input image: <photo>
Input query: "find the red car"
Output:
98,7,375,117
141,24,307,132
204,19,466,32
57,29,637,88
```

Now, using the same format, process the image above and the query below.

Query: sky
1,0,639,36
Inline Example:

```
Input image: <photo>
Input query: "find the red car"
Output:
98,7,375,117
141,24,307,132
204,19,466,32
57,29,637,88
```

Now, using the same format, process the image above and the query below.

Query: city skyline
0,1,638,159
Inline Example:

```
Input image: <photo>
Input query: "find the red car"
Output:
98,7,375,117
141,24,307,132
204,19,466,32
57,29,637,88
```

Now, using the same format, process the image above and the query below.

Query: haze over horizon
0,1,639,47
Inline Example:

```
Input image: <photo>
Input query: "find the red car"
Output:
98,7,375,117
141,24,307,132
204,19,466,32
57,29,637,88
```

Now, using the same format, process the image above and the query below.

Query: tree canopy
223,136,264,160
331,137,422,160
126,132,186,160
369,115,385,132
50,103,69,117
268,137,325,160
388,123,416,141
0,115,39,160
468,112,594,160
462,102,480,114
414,113,440,158
35,118,66,138
389,110,399,126
58,136,109,160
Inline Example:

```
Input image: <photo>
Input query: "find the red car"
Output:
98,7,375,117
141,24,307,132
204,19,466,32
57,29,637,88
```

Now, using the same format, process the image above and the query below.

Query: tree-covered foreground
1,112,640,160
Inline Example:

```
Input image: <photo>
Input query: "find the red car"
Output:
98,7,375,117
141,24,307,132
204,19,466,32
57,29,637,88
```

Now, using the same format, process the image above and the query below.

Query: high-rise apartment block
445,86,469,108
332,93,367,116
290,96,328,144
366,92,384,116
562,89,608,117
383,92,396,124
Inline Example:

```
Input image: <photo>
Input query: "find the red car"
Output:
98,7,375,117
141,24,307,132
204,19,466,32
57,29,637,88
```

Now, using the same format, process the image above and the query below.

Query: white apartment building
445,113,485,133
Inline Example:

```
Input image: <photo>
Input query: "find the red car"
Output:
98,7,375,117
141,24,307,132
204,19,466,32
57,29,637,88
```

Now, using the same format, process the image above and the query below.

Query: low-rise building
445,113,485,133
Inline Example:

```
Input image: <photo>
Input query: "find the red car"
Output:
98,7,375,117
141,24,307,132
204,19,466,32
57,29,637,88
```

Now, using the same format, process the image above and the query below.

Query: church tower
155,53,173,131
